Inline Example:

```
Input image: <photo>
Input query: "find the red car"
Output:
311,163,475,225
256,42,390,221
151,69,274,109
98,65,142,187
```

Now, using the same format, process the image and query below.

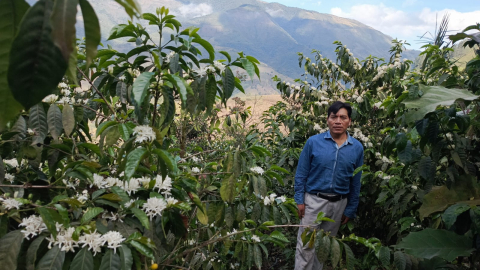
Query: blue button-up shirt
294,131,364,218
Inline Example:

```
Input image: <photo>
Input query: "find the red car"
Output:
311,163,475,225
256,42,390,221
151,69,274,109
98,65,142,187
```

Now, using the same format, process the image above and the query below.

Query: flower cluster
249,166,264,175
133,125,156,143
213,61,226,72
46,225,78,252
4,173,15,183
352,128,373,147
0,198,22,210
19,215,47,240
154,175,172,195
4,158,19,168
142,197,167,220
78,231,103,255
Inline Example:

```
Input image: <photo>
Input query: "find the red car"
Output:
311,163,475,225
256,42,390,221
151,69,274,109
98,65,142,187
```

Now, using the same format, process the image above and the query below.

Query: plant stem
77,67,117,119
0,184,68,189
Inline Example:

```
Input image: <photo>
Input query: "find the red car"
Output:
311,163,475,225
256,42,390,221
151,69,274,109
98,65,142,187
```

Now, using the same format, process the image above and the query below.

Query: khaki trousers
294,193,348,270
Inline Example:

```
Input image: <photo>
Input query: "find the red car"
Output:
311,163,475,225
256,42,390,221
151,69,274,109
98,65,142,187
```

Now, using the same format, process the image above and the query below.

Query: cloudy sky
263,0,480,49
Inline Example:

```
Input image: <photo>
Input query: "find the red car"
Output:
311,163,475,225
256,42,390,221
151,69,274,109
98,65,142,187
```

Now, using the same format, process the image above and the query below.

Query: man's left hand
341,215,349,225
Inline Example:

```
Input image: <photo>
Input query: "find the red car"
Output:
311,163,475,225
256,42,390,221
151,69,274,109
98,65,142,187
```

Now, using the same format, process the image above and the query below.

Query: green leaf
79,0,100,69
70,248,93,270
240,58,255,80
442,203,471,229
81,207,104,225
131,72,154,106
396,228,475,262
96,120,117,137
54,204,70,226
316,235,331,263
0,230,24,270
124,148,148,180
419,176,480,219
205,74,217,113
28,104,47,144
51,0,78,61
26,235,45,270
130,208,150,230
192,38,214,61
8,0,67,109
98,249,121,270
66,38,78,85
222,66,235,100
330,238,341,267
253,244,262,269
113,0,141,19
343,243,355,270
402,85,479,122
152,149,177,175
47,104,63,141
130,241,154,259
118,244,133,270
270,231,289,243
36,245,65,270
378,246,391,266
220,173,236,203
62,104,75,137
164,74,193,108
0,0,28,130
394,251,406,270
37,207,62,238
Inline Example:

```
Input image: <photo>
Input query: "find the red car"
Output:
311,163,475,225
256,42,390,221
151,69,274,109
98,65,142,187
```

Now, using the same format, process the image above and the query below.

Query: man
294,101,364,270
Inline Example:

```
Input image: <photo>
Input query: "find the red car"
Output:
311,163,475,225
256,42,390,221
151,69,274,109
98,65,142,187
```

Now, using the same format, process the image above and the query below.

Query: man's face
327,108,351,136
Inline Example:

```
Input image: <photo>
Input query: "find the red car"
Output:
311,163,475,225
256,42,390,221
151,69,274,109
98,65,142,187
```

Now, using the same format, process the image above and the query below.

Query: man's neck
329,131,348,145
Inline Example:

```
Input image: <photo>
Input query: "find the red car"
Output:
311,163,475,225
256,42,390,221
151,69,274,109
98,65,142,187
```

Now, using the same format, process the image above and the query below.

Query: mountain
27,0,421,95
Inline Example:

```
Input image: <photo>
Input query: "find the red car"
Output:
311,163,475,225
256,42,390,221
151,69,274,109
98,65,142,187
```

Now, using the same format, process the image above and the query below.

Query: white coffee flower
142,197,167,220
4,158,19,168
101,231,125,253
263,196,272,206
5,173,15,183
313,124,322,131
154,175,172,195
47,227,78,252
251,235,261,242
250,167,264,175
0,198,22,210
118,75,126,81
191,167,200,173
92,174,108,189
133,125,156,143
165,51,176,63
123,178,140,195
213,61,226,72
411,185,418,190
277,195,287,203
27,128,35,135
43,94,58,103
190,156,201,163
356,96,364,103
166,196,178,207
78,231,103,255
123,199,137,208
58,82,68,89
19,215,47,240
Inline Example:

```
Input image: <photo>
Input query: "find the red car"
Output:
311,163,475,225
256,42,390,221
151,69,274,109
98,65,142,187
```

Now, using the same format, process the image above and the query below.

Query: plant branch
0,184,68,189
77,67,117,118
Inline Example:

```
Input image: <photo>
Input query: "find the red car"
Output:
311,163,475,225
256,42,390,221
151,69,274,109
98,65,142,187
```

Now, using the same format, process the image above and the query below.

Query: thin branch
0,184,68,189
77,67,117,118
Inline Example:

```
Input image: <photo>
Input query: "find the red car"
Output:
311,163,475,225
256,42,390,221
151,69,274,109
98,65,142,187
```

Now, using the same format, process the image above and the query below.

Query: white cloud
178,3,213,18
330,4,480,47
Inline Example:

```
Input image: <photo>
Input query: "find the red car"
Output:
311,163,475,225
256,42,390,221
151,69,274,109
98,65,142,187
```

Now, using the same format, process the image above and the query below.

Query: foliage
1,1,480,269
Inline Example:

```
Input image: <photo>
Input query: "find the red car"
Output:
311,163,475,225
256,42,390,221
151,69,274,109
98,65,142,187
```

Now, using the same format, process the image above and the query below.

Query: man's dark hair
328,101,352,118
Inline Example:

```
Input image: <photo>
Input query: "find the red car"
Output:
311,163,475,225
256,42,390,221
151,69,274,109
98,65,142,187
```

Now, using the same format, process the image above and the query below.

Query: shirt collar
324,130,354,144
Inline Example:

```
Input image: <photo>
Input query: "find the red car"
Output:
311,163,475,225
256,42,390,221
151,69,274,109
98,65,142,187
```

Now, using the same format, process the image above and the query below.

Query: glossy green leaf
36,245,65,270
130,207,150,230
192,38,214,60
131,72,154,106
330,238,341,267
26,235,45,270
81,207,104,225
113,0,141,19
253,244,262,269
0,230,24,270
47,104,63,141
402,85,479,122
222,66,235,100
37,207,62,238
205,74,217,113
118,244,133,270
317,235,331,263
378,246,391,266
397,228,475,261
240,58,255,80
165,74,193,108
343,243,355,270
62,104,75,136
152,149,177,175
51,0,78,61
394,251,406,270
99,249,121,270
70,248,93,270
0,0,28,130
79,0,100,68
442,203,471,229
8,0,67,109
130,240,154,259
124,148,148,180
29,103,48,144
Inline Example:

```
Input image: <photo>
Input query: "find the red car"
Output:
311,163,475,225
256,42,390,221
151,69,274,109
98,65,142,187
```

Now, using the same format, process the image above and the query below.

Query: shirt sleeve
294,138,312,205
344,145,364,218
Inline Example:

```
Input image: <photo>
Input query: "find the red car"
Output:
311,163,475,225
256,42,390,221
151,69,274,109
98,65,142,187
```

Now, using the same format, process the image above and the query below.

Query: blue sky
263,0,480,49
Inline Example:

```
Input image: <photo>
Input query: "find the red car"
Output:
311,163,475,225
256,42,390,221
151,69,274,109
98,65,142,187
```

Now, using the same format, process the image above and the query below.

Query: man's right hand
297,204,305,219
